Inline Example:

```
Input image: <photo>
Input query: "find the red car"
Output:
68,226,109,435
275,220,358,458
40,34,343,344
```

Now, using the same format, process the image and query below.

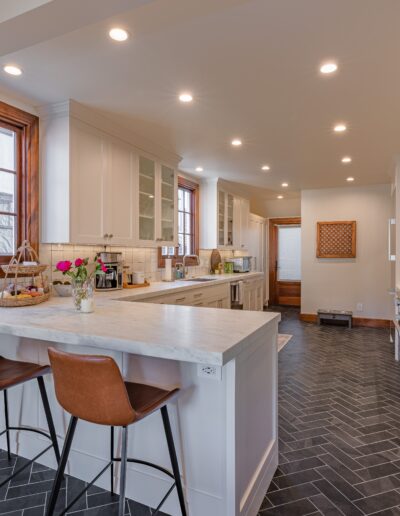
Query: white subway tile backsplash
39,244,212,283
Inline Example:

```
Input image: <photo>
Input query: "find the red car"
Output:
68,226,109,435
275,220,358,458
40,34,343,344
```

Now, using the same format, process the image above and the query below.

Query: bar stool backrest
48,348,136,426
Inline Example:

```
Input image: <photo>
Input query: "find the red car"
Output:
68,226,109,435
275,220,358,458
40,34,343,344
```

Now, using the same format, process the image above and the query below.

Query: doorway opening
269,217,301,306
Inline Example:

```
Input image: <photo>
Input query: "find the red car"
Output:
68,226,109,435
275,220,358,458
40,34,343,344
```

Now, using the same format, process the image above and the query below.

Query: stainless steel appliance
230,281,244,309
95,252,123,291
232,256,252,273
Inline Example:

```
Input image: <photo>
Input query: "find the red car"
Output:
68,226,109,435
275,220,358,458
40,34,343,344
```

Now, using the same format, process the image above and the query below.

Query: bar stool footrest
62,456,177,516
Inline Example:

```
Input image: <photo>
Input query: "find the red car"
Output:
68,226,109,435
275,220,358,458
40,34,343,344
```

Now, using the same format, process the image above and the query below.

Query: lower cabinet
243,278,264,311
141,283,230,309
139,277,264,311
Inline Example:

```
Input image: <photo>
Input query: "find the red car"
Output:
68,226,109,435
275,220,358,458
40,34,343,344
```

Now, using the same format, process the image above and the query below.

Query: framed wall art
316,221,356,258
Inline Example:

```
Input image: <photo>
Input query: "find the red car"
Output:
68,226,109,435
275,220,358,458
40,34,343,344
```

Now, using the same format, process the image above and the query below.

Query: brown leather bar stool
0,356,61,486
45,348,187,516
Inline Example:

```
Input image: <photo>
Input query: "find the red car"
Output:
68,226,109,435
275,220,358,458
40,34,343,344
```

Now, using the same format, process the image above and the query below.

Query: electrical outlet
356,303,363,312
197,364,222,380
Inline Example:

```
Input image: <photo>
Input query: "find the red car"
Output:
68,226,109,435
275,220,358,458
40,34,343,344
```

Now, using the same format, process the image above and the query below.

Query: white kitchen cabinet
141,283,230,309
136,157,177,247
70,120,136,246
200,179,250,250
243,278,264,311
234,197,250,250
41,101,179,247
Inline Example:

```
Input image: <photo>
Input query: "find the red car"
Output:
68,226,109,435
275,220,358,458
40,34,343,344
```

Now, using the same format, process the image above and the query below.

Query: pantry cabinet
201,179,250,250
40,101,178,247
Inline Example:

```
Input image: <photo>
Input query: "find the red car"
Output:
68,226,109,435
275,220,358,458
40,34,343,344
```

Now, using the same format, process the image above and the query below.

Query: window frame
158,176,199,268
0,102,39,264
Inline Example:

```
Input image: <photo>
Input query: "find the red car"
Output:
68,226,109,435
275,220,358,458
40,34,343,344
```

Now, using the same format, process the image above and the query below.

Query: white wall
301,184,392,320
0,87,38,115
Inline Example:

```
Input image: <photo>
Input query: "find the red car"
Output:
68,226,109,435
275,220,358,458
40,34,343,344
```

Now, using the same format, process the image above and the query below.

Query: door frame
269,217,301,305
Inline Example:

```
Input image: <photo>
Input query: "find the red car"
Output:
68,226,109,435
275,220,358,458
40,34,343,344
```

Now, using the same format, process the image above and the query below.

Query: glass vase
72,278,95,312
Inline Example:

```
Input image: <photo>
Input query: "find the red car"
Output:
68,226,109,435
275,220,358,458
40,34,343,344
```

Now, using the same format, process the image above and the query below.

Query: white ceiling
0,0,399,199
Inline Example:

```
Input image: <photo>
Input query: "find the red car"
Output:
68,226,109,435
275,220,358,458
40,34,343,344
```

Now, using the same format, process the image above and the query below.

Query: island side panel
231,320,279,516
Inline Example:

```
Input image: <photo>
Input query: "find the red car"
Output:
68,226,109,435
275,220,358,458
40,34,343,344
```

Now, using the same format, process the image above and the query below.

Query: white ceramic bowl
53,284,72,297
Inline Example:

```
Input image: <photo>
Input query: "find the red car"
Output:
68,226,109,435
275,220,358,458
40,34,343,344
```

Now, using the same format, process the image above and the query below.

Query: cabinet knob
104,233,109,238
109,234,113,238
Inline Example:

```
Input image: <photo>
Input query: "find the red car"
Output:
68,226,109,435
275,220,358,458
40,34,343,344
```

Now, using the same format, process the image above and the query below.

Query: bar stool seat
46,348,187,516
0,356,60,489
125,382,179,420
0,356,50,389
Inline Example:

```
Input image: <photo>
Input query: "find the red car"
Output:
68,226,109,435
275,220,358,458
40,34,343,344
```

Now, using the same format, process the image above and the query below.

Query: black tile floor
0,451,169,515
1,306,399,515
258,306,400,515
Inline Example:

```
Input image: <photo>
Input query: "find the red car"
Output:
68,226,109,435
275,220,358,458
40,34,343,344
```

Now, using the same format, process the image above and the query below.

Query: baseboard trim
299,313,391,329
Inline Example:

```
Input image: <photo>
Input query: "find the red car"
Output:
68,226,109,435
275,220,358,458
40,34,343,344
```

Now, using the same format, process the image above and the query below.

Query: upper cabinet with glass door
137,156,177,247
161,165,175,243
138,156,156,242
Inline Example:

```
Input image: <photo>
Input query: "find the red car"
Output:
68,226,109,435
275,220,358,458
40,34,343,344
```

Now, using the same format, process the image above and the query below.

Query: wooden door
269,217,301,306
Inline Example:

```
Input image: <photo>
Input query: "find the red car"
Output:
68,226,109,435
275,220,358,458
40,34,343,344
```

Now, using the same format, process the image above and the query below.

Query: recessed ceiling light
195,166,203,172
334,123,347,133
231,138,242,147
320,62,338,74
179,92,193,103
148,194,154,199
346,177,355,182
281,182,289,187
342,156,352,163
277,195,284,199
109,27,129,42
3,65,22,76
261,165,270,171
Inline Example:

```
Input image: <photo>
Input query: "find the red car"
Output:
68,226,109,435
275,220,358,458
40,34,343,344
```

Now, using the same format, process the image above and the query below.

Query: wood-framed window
158,176,199,267
0,102,39,264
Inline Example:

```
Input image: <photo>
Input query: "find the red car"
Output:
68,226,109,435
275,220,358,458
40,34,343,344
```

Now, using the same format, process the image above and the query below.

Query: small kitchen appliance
232,256,252,273
95,252,123,291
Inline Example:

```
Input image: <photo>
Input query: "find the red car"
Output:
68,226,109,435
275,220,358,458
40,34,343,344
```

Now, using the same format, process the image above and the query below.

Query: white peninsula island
0,284,279,516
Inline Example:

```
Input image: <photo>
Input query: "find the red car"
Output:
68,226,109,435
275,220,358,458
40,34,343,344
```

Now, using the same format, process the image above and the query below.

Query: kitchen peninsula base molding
300,313,390,328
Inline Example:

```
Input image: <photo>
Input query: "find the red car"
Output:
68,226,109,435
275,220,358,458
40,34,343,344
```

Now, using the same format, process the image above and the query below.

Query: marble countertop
0,273,279,366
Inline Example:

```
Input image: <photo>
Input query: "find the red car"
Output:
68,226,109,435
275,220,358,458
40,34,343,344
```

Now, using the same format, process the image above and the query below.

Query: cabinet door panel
138,157,156,242
107,142,134,244
218,190,225,246
71,123,105,243
160,165,175,242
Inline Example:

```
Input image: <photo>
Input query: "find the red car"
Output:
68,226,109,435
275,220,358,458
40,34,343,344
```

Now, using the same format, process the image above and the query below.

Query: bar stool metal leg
37,377,61,464
118,426,128,516
110,426,114,495
3,390,11,461
161,406,187,516
46,415,78,516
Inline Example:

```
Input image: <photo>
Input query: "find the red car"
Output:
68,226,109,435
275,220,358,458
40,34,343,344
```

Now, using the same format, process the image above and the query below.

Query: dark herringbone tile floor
0,452,168,515
258,306,400,516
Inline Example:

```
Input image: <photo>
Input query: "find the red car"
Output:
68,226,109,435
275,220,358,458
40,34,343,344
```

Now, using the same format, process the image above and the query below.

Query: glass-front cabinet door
218,190,225,246
227,194,234,246
138,156,156,241
137,156,177,246
160,165,175,242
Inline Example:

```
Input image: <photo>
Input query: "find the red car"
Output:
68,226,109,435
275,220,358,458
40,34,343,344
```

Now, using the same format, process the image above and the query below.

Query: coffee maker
95,252,123,291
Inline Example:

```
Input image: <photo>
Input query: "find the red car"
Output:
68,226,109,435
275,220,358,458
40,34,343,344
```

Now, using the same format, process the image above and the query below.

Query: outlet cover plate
197,364,222,380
